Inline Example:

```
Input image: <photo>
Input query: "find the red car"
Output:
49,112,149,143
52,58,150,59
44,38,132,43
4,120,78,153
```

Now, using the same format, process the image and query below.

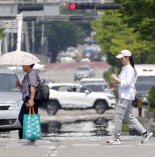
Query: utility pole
31,21,35,53
41,15,45,55
16,13,23,51
10,33,14,51
24,21,30,52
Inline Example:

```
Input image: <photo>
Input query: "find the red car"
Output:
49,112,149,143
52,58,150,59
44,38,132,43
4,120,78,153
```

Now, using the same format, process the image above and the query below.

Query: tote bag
23,106,41,140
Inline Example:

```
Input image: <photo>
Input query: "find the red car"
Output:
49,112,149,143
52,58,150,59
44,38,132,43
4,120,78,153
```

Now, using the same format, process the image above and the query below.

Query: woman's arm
27,86,37,107
111,74,121,83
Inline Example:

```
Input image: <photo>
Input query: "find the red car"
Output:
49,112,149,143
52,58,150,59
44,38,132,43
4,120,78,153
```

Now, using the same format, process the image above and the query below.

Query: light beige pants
114,98,146,139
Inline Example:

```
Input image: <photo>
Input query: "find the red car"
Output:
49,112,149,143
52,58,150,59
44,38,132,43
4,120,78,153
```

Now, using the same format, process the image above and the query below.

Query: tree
114,0,155,63
91,10,150,67
45,21,86,62
115,0,155,41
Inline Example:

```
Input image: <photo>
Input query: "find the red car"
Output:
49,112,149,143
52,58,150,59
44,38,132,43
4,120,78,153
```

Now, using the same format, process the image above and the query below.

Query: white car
0,69,23,130
46,83,116,115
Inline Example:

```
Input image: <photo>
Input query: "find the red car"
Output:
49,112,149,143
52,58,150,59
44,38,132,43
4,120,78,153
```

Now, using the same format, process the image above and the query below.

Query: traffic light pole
16,3,44,52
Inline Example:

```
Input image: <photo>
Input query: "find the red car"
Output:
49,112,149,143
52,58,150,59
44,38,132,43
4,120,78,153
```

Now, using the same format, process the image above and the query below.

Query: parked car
46,83,116,115
0,69,23,131
74,65,95,81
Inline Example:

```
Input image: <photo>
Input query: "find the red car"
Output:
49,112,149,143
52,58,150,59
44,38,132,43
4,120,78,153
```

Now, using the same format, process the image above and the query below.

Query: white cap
116,50,132,58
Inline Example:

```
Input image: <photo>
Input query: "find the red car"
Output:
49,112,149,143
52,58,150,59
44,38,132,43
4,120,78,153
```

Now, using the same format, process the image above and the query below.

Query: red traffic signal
69,3,95,10
68,3,121,10
69,3,77,10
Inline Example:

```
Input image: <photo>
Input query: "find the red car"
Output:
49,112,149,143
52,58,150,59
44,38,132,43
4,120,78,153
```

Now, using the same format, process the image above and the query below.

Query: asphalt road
0,63,155,157
0,132,155,157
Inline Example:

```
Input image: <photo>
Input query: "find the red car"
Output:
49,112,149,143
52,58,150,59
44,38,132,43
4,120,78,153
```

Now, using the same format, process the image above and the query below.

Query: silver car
0,69,23,130
74,65,95,81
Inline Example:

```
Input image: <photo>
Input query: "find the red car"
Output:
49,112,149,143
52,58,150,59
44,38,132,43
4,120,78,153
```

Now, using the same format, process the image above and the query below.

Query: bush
148,86,155,109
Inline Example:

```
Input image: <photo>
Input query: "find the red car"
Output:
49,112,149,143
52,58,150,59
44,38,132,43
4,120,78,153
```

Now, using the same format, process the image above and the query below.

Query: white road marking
50,154,57,157
49,146,56,150
58,145,67,148
105,145,133,148
138,143,155,146
73,143,101,147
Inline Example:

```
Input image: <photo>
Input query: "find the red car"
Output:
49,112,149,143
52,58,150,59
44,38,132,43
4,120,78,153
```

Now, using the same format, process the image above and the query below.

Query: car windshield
84,84,108,92
0,73,18,92
136,76,155,93
81,80,105,84
77,67,89,71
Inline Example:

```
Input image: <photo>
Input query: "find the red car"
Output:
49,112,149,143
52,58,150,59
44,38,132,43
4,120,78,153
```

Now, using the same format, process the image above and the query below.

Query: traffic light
68,3,121,10
69,3,95,10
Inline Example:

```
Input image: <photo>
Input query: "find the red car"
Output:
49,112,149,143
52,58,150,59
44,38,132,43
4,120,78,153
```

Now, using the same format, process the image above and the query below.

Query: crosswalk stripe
137,143,155,146
105,145,133,148
73,143,101,147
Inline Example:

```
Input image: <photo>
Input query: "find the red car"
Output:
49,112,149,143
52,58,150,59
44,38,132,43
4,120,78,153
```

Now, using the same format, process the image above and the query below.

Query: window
136,76,155,93
0,73,17,92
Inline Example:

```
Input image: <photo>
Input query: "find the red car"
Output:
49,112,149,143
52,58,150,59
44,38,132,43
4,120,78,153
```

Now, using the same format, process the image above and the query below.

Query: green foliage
122,121,129,132
148,86,155,109
91,10,151,66
114,0,155,63
114,0,155,42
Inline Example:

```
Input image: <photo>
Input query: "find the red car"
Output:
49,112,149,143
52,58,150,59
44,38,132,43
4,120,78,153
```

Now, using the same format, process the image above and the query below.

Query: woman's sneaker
107,138,121,145
141,132,153,144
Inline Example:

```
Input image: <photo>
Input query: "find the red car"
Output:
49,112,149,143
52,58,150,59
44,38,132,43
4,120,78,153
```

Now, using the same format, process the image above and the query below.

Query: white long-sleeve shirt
118,64,136,100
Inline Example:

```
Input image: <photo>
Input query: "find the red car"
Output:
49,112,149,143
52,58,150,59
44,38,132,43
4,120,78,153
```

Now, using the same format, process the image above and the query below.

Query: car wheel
46,101,59,116
95,101,107,114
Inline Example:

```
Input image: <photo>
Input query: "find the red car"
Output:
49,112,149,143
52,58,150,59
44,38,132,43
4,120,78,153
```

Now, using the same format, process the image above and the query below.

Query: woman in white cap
107,49,153,145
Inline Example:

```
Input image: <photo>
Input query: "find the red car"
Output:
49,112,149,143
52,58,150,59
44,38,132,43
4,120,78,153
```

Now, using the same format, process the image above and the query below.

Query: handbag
34,81,50,104
23,106,41,140
28,73,49,106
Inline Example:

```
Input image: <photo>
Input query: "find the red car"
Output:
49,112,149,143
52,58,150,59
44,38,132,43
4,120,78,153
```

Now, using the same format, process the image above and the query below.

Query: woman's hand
27,99,34,107
111,74,120,83
109,82,119,89
16,80,21,87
